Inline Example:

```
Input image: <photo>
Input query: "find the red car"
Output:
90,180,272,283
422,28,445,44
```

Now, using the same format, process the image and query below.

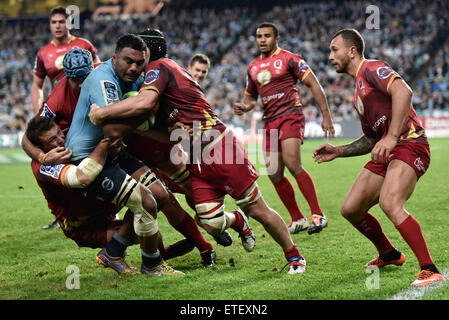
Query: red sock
273,177,304,221
396,214,434,267
294,170,323,216
284,244,302,261
231,210,244,232
352,212,394,255
173,212,213,252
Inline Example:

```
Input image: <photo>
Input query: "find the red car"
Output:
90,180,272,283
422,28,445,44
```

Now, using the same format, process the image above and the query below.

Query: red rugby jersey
31,160,118,233
245,48,311,119
33,36,98,88
139,58,227,141
38,77,79,131
354,59,426,143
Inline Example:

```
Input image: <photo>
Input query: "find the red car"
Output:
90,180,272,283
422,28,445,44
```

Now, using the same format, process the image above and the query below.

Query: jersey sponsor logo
40,104,56,119
40,164,64,179
101,177,114,192
257,69,271,86
376,66,395,80
262,92,285,104
372,115,387,131
298,59,309,73
101,80,119,105
144,69,160,85
54,54,65,70
356,95,364,115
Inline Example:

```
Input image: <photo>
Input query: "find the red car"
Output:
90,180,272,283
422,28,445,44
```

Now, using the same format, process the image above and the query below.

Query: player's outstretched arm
313,135,377,163
31,75,45,115
302,70,335,139
89,89,159,126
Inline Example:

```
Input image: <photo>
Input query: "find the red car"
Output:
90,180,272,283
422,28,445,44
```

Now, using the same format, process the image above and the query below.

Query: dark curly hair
138,28,167,61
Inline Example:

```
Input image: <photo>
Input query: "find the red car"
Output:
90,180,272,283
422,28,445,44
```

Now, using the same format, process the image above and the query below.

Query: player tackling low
313,28,445,287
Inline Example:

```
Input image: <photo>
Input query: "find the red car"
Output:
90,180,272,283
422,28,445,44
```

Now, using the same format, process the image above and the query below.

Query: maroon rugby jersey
245,48,311,119
33,36,98,88
354,59,426,143
38,77,79,131
31,160,118,233
139,58,227,140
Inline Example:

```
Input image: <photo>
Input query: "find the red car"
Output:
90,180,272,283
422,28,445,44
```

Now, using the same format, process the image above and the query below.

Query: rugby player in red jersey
234,22,334,235
32,6,100,114
25,116,142,274
89,29,307,274
25,47,214,268
313,28,445,287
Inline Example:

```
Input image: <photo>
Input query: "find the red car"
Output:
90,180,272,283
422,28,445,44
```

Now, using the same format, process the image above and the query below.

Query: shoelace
416,270,434,280
280,259,304,273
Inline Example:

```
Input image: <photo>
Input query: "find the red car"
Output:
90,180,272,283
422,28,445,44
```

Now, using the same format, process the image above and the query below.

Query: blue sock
105,233,130,257
141,249,162,268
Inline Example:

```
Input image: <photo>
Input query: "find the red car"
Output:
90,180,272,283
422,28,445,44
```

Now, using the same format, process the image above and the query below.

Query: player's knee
340,201,358,220
140,185,158,217
378,194,399,216
149,181,169,209
195,200,226,232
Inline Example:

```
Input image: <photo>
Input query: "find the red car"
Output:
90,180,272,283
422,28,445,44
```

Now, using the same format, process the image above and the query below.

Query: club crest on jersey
144,69,160,85
40,104,56,119
101,80,119,105
257,69,271,86
376,66,394,80
274,59,282,69
40,164,64,179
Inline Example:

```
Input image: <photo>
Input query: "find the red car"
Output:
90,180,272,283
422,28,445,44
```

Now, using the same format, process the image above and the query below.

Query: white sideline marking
388,268,449,300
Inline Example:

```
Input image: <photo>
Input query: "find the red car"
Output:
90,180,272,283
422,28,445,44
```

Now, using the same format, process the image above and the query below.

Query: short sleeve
289,54,311,82
364,61,401,94
33,54,46,79
140,62,168,95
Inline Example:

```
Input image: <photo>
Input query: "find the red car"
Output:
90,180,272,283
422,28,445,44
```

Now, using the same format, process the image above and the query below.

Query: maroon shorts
188,129,259,203
63,214,117,249
263,109,305,152
364,140,430,180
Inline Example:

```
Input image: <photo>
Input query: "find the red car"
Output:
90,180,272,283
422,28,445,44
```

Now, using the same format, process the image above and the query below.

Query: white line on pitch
388,268,449,300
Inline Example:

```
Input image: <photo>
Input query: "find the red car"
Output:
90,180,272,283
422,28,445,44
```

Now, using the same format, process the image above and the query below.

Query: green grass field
1,138,448,301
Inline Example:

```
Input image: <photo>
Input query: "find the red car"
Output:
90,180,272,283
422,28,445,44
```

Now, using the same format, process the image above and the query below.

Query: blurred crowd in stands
0,0,448,133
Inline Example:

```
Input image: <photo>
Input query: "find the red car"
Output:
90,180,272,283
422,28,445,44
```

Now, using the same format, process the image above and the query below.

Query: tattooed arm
313,135,377,163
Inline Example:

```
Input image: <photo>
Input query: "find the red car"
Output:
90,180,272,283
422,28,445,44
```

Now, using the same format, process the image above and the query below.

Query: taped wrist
62,158,103,188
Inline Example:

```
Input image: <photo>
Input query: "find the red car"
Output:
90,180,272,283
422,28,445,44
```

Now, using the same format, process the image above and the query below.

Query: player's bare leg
379,160,444,286
238,183,306,273
265,149,308,234
282,137,326,234
340,168,405,270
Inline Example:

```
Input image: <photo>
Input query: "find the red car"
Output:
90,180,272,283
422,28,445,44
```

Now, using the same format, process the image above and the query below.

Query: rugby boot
197,250,216,268
141,260,184,276
411,270,445,287
287,218,309,234
307,214,328,234
96,248,139,275
364,252,406,269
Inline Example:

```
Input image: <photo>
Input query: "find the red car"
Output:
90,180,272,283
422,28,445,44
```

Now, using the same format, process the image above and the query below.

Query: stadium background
0,0,448,148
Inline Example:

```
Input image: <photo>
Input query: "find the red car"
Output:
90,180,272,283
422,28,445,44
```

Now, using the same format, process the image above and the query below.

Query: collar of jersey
260,47,281,59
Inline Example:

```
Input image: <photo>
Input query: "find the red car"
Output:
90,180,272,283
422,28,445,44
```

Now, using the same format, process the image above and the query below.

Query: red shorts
364,140,430,180
63,214,117,249
263,109,305,152
188,129,259,203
